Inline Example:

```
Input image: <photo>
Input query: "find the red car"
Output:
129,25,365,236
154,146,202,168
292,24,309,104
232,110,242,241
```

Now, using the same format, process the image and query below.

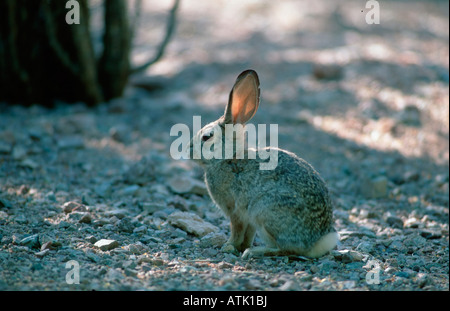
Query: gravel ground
0,0,448,291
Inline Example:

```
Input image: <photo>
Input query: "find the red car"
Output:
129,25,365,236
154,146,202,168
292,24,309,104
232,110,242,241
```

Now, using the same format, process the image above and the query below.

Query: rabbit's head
189,70,260,166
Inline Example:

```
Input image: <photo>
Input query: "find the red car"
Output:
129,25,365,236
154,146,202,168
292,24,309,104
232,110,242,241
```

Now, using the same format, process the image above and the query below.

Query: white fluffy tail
305,231,340,258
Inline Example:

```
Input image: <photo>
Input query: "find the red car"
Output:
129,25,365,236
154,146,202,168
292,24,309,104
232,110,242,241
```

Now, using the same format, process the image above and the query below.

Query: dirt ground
0,0,448,291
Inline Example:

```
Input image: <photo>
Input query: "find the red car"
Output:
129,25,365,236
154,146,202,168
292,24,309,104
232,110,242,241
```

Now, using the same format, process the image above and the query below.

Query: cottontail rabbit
189,70,339,258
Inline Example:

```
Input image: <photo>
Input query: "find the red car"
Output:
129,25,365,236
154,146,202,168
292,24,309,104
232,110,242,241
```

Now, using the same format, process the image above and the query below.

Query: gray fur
189,70,338,258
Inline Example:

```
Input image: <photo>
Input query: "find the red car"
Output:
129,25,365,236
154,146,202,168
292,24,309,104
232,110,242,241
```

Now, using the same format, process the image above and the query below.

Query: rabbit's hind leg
242,246,285,259
241,225,285,259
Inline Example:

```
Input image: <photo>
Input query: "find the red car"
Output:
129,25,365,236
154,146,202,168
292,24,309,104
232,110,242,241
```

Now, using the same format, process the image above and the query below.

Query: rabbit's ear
224,70,260,125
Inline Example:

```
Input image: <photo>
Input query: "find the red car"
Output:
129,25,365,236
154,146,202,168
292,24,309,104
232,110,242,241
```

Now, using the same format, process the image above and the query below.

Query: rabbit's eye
202,132,213,142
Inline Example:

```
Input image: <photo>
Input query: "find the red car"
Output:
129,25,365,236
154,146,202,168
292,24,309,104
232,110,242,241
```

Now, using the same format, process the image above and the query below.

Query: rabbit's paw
242,247,282,259
221,243,240,256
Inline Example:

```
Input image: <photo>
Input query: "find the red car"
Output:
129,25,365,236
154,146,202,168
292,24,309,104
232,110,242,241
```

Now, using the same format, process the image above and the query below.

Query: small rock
388,239,407,252
404,217,421,228
310,265,319,274
116,218,135,233
356,241,374,253
168,211,219,237
104,209,129,219
126,243,147,255
395,271,411,279
140,202,166,215
403,171,420,183
168,177,208,196
86,235,98,244
200,232,228,248
420,230,442,240
279,280,299,291
0,211,8,220
218,261,234,269
133,225,147,234
109,125,130,143
94,239,119,251
416,273,429,288
0,198,13,209
41,241,56,251
19,234,40,249
333,250,364,263
405,235,427,248
386,215,404,229
35,249,50,258
79,213,92,224
123,156,156,185
62,201,87,214
318,258,339,272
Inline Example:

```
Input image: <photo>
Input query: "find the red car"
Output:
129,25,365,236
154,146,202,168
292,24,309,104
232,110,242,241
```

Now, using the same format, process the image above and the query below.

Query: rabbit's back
205,147,335,251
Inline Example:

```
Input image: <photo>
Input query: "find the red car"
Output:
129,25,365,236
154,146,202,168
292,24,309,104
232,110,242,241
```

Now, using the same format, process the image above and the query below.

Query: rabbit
188,69,339,258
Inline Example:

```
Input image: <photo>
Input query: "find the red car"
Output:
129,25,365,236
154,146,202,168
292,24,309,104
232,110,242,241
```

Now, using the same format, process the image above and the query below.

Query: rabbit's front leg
222,212,256,254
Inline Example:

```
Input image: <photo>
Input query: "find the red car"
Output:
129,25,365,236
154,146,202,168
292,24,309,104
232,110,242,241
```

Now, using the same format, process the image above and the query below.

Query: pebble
62,201,87,214
200,232,228,248
133,225,147,234
0,198,13,209
279,280,299,291
0,211,8,220
332,250,364,263
86,235,98,244
123,156,156,185
116,218,135,233
139,202,166,215
35,249,50,258
386,215,404,229
94,239,120,251
168,211,219,237
79,213,92,224
125,243,147,255
310,265,319,274
168,177,208,196
416,273,429,288
356,241,374,253
420,230,442,240
404,217,421,228
19,234,40,249
40,241,56,251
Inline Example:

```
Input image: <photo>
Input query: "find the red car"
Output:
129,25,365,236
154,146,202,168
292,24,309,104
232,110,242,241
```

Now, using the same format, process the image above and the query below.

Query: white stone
168,211,219,237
